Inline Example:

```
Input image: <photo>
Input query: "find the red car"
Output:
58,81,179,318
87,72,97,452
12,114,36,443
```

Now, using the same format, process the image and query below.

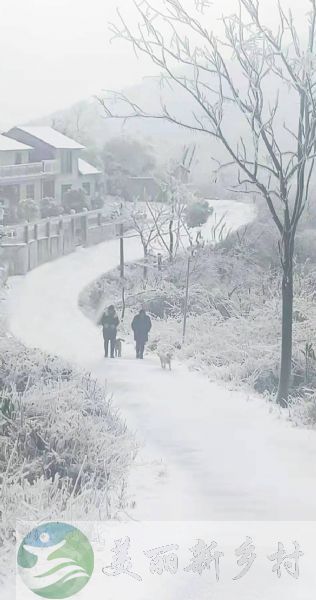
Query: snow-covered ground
7,200,316,522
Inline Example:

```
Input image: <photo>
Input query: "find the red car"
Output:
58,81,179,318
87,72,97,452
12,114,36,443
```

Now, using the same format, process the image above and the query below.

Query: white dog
158,350,173,370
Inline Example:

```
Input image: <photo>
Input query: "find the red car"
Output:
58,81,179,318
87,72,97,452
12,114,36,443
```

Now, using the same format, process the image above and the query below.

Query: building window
61,184,72,198
82,182,91,196
43,180,55,198
26,184,35,200
15,152,22,165
61,151,73,174
0,184,20,202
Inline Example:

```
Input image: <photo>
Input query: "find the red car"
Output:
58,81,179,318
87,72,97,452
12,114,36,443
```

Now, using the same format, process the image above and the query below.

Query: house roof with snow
78,158,102,176
0,134,32,152
11,126,85,150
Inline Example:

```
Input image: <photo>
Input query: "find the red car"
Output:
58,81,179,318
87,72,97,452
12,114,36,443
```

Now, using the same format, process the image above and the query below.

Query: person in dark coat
131,309,152,359
101,305,119,358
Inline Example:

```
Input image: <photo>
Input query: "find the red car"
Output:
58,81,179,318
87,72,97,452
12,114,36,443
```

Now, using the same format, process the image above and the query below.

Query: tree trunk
143,247,148,280
121,286,126,320
169,218,174,262
277,238,294,408
119,223,124,279
182,256,191,344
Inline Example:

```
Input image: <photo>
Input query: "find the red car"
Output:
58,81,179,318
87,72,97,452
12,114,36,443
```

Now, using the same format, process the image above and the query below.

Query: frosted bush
290,393,316,428
0,378,136,490
0,336,136,591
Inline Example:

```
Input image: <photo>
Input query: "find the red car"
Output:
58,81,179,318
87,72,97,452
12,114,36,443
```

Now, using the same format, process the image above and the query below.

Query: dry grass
0,336,137,587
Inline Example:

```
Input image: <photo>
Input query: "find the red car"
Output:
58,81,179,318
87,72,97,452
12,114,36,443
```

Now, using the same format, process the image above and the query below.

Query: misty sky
0,0,309,130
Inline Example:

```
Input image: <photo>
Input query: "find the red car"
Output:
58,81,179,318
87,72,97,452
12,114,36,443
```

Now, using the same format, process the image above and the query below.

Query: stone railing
0,208,129,276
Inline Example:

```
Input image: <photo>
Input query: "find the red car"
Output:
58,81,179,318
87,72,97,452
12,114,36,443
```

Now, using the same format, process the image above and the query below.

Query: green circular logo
17,522,94,599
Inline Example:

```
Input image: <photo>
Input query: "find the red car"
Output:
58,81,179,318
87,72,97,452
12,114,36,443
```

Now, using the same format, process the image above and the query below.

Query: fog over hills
29,63,300,190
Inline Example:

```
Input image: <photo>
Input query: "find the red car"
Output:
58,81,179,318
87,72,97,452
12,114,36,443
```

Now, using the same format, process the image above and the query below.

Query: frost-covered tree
186,199,212,229
101,0,316,406
125,200,169,279
62,188,88,214
157,145,196,262
17,198,39,223
153,175,192,261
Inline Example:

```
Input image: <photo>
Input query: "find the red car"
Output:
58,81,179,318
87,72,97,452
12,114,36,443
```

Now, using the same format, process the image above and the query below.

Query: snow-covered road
7,200,316,521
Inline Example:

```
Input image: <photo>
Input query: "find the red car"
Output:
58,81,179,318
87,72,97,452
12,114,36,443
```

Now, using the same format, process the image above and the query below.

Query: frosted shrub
0,377,136,490
290,393,316,428
17,198,39,223
0,336,136,589
185,199,212,228
305,396,316,425
0,337,73,393
40,196,63,218
62,188,89,213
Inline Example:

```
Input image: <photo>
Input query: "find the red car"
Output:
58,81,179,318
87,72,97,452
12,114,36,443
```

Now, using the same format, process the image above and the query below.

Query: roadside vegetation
0,330,136,584
80,198,316,425
101,0,316,407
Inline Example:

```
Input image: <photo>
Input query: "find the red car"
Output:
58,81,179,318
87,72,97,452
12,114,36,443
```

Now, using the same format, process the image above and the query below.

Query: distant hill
28,66,300,194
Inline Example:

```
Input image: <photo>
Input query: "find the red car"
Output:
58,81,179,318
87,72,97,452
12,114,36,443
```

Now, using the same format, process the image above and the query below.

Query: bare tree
150,145,198,262
155,175,191,261
127,200,169,279
168,144,196,260
52,103,90,144
99,0,316,406
146,172,205,261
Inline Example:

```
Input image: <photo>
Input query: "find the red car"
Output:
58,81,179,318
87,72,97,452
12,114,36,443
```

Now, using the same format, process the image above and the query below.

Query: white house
1,126,102,218
0,133,57,219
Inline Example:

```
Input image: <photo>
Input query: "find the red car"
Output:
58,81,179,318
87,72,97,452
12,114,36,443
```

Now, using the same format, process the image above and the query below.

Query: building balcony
0,160,59,181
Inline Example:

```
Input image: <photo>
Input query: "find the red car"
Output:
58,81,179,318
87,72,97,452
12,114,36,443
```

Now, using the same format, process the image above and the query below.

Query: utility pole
182,255,191,345
121,286,126,321
157,252,162,272
119,221,125,321
119,222,124,279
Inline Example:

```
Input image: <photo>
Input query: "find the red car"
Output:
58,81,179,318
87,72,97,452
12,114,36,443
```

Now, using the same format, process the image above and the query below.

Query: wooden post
158,253,162,272
119,222,124,279
24,223,30,272
70,211,76,246
58,216,63,234
46,218,51,258
182,255,191,345
24,223,29,243
121,286,126,321
82,208,88,246
59,216,64,255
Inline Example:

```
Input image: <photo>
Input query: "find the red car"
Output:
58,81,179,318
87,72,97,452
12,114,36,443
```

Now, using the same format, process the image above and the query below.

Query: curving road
7,201,316,521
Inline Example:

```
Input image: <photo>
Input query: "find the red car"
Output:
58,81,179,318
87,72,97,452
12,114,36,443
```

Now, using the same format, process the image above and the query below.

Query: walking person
131,308,152,359
101,305,119,358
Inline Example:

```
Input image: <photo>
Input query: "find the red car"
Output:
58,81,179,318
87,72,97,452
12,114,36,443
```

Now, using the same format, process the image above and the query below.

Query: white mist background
0,0,311,128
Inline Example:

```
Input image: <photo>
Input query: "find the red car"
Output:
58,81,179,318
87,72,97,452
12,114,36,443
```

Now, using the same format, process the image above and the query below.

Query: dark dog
114,338,124,358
